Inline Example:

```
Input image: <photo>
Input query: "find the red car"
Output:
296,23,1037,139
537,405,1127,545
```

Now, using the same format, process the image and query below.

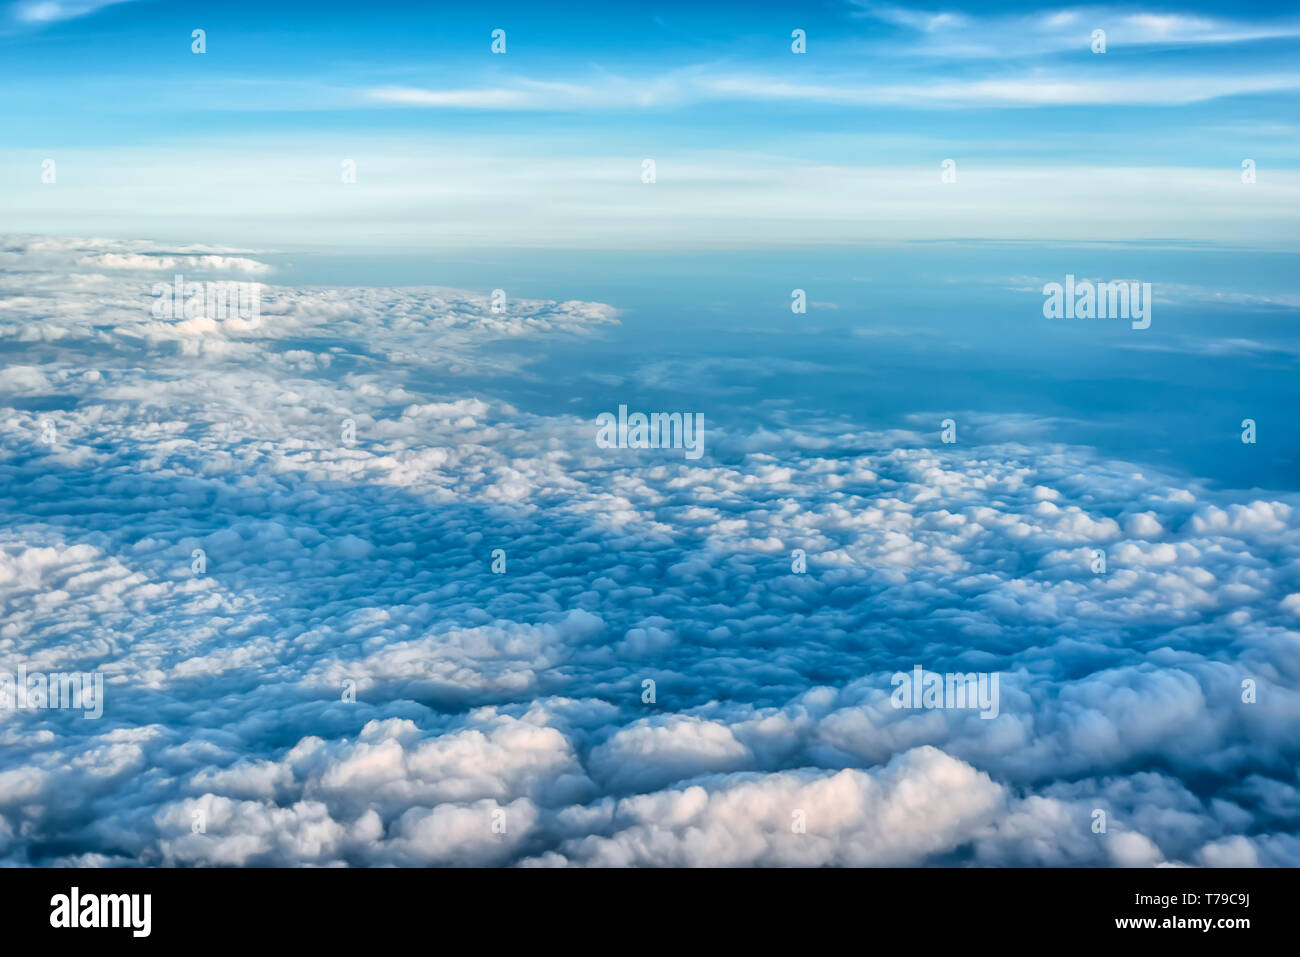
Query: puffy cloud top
1,237,1297,867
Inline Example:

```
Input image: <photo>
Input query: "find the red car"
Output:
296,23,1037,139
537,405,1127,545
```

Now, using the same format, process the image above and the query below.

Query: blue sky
2,0,1300,247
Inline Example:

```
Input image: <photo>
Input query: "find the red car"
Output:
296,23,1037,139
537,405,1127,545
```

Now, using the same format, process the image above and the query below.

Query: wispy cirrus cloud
705,71,1300,107
8,0,139,25
851,4,1300,57
368,68,1300,111
367,74,698,111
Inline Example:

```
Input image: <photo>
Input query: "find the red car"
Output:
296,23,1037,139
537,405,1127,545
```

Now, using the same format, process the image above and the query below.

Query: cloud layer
1,237,1297,866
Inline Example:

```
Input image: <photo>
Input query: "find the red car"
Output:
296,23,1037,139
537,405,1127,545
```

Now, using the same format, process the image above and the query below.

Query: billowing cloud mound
1,237,1297,867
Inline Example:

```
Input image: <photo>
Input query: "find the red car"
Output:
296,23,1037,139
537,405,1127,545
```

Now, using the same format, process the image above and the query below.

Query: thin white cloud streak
367,74,698,111
369,87,540,109
9,0,137,24
706,72,1300,107
367,70,1300,110
851,4,1300,56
